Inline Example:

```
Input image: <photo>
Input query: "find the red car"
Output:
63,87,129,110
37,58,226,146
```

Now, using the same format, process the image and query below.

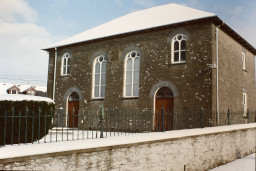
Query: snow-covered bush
0,94,55,145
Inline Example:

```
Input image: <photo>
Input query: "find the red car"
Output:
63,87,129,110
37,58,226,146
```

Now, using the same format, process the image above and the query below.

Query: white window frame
242,51,246,70
61,53,70,76
171,34,187,64
124,51,140,98
92,55,106,99
243,92,247,116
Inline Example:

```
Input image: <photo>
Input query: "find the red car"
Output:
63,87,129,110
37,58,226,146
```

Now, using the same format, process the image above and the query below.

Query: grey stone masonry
0,124,255,170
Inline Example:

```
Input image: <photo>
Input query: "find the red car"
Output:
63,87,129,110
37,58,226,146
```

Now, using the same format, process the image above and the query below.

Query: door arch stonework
63,87,83,102
63,87,83,127
149,81,179,98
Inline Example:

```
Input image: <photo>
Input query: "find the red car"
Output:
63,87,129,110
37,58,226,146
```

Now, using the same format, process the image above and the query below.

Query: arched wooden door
68,92,79,128
155,87,174,131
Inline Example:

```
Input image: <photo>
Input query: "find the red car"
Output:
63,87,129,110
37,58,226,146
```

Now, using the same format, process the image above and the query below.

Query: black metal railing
1,106,255,146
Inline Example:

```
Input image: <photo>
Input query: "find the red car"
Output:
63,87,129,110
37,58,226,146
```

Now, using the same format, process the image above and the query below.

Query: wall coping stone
0,123,255,164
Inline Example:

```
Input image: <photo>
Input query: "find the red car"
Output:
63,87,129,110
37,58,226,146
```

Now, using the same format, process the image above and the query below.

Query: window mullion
179,40,181,62
131,58,134,96
63,58,65,74
125,59,127,97
64,58,67,74
99,62,102,97
65,58,67,74
66,58,68,74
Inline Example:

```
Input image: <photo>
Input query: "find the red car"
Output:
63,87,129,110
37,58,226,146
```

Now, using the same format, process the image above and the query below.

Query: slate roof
43,3,256,54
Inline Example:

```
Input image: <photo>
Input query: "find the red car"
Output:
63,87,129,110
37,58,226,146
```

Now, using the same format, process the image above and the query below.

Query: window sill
59,74,70,78
168,62,186,66
121,97,139,100
89,98,105,102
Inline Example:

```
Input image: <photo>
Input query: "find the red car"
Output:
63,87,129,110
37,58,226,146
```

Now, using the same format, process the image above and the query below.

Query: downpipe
53,47,57,101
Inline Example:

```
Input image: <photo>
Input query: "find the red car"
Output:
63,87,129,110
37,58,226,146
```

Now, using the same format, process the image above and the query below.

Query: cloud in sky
0,0,52,85
0,0,37,23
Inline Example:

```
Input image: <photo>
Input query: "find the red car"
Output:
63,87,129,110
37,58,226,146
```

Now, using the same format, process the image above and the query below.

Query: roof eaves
43,16,256,55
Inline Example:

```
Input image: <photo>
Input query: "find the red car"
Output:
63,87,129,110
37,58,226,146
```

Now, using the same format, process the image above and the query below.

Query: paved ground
209,153,256,171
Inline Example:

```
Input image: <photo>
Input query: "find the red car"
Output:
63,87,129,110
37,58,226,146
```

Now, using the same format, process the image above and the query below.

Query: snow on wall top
45,3,216,49
0,94,54,103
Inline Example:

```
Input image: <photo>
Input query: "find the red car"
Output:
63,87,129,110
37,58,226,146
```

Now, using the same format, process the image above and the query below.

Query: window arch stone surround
121,46,143,61
89,51,109,65
167,28,189,43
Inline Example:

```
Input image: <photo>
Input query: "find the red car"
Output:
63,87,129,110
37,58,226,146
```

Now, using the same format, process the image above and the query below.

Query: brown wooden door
68,92,79,128
68,101,79,128
155,87,174,131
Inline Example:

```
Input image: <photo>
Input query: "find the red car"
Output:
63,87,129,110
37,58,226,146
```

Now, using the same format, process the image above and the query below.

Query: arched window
124,51,140,97
61,53,70,75
172,34,186,63
93,55,106,98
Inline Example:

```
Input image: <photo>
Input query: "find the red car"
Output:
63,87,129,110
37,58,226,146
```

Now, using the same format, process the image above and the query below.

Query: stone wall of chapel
216,28,256,112
47,22,214,114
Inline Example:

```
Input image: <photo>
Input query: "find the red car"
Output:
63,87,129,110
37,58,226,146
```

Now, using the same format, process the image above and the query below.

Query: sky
0,0,255,86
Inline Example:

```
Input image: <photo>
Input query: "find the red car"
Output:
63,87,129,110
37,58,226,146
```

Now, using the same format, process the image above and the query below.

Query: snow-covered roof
0,94,54,103
0,83,14,94
44,3,216,49
0,82,47,95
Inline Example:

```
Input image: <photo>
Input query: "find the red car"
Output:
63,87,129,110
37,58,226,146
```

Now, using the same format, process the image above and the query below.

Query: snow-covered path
209,153,256,171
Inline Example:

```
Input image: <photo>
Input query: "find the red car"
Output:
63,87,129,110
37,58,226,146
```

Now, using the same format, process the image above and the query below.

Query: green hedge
0,100,55,145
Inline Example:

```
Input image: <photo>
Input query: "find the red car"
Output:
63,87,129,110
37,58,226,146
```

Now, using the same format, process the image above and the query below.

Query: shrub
0,99,55,145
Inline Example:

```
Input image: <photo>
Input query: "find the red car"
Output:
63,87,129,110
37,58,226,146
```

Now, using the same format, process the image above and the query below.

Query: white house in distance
0,83,47,97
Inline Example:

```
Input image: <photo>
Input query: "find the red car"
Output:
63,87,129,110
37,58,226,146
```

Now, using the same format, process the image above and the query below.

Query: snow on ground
0,94,54,103
0,123,255,160
209,153,256,171
39,128,131,143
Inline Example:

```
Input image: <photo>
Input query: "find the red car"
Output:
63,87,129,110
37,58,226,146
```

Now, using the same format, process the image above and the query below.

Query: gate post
227,108,230,125
162,107,164,132
247,109,250,124
100,105,104,138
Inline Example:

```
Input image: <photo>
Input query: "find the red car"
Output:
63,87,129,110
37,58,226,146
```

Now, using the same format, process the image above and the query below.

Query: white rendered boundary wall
0,124,255,170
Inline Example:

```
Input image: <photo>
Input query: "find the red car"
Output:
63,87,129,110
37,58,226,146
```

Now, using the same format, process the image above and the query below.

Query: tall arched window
61,53,70,75
172,34,186,63
93,56,106,98
124,51,140,97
